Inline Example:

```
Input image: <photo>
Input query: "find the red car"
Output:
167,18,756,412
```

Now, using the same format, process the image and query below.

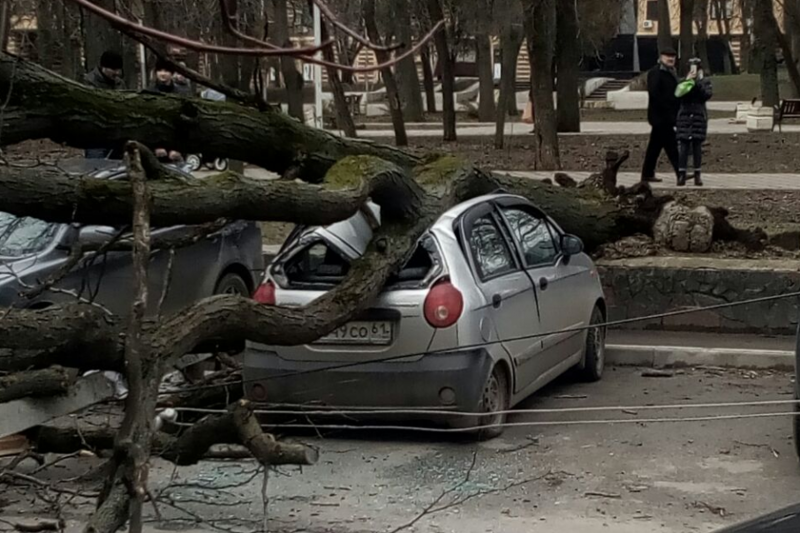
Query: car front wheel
577,305,606,382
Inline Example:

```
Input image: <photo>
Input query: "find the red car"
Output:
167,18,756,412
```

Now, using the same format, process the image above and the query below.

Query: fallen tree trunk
0,366,77,402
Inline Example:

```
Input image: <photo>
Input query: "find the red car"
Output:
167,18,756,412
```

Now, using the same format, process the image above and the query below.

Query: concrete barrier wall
598,257,800,334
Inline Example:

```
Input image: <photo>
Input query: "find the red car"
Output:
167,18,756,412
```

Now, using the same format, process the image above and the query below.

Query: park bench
773,99,800,132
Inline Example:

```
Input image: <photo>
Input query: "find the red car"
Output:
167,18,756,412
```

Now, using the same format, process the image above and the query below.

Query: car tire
186,154,202,172
214,272,250,296
213,158,229,172
577,305,606,382
451,365,510,441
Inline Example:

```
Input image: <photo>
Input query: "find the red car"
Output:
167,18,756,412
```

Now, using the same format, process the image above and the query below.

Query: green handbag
675,79,696,98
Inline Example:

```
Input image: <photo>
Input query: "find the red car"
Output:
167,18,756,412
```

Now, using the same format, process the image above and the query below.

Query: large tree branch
0,55,418,181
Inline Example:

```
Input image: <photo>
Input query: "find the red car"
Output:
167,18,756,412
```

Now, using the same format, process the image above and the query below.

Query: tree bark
777,23,800,98
363,0,408,146
679,0,695,73
0,366,77,403
741,0,754,73
420,43,437,113
694,0,711,73
393,0,425,121
320,19,357,137
495,23,523,148
476,31,496,122
658,0,673,52
426,0,457,141
81,0,123,72
500,27,523,117
272,0,304,120
712,0,736,74
556,0,581,133
523,0,561,169
36,0,59,72
753,0,780,106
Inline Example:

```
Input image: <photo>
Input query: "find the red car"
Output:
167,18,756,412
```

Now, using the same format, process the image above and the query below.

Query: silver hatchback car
244,193,606,437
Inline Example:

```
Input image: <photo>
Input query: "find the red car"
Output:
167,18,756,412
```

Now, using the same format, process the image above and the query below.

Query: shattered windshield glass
0,212,60,257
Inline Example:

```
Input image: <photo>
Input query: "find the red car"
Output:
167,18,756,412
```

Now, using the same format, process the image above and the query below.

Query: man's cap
100,50,123,70
660,46,677,56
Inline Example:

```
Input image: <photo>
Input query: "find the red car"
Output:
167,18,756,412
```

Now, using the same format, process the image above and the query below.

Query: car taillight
253,280,276,305
424,280,463,328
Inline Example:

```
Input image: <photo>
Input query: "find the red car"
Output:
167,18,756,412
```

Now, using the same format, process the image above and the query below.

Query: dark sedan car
0,159,263,315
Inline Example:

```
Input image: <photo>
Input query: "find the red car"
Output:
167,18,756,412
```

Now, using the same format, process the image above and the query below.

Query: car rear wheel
451,365,510,440
213,158,229,172
215,273,250,296
577,305,606,382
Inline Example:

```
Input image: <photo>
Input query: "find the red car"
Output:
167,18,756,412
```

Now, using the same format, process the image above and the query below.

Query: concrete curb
607,344,794,370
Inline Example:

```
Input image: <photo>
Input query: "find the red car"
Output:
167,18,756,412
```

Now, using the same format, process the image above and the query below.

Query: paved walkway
502,170,800,190
350,119,800,138
233,166,800,190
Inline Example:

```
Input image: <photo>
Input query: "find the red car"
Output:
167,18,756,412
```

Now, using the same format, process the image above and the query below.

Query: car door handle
492,293,502,308
539,277,549,290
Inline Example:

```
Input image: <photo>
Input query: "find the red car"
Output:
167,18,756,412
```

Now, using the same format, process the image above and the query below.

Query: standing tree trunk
556,0,580,133
775,19,800,98
36,0,59,71
272,0,304,120
494,23,523,148
679,0,695,73
476,29,496,121
364,0,408,146
393,0,425,121
426,0,457,141
321,19,357,137
657,0,673,52
0,0,9,53
523,0,560,169
753,0,780,106
475,32,496,121
420,43,437,113
713,0,736,74
501,28,523,116
694,0,711,73
741,0,755,73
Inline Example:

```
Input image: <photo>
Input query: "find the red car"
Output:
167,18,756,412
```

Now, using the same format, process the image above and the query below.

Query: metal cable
167,410,800,433
166,397,800,418
164,289,800,396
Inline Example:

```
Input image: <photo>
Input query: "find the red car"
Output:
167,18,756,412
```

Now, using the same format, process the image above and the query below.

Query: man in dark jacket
83,51,125,159
641,47,680,183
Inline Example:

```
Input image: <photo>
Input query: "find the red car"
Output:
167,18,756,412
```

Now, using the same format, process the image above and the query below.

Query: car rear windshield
0,212,60,257
281,235,439,289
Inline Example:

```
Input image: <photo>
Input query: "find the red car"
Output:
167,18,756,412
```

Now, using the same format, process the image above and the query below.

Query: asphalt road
3,366,800,533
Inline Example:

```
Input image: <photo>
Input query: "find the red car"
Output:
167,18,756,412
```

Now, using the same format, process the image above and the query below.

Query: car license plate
317,321,394,345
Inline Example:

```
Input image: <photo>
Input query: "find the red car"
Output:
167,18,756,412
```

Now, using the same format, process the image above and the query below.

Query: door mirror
78,225,117,247
560,234,584,256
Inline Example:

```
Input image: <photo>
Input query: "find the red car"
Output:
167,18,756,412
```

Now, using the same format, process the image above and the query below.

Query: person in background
149,59,181,161
151,58,176,94
641,47,680,184
675,58,712,187
173,61,193,96
83,50,125,159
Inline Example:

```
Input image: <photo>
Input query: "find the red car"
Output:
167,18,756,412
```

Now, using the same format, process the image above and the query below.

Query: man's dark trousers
642,124,679,180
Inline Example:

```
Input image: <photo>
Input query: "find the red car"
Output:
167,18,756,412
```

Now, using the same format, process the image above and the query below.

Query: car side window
502,208,558,267
285,241,350,283
468,214,516,280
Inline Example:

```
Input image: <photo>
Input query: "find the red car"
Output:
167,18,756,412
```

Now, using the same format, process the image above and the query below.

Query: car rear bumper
242,344,493,415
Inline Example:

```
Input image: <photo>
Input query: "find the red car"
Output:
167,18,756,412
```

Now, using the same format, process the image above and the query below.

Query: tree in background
694,0,711,72
493,0,524,148
522,0,560,169
753,0,779,106
556,0,580,132
426,0,457,141
392,0,425,121
658,0,673,51
679,0,695,73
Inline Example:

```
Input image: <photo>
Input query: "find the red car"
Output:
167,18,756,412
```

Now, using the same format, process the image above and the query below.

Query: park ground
2,366,799,533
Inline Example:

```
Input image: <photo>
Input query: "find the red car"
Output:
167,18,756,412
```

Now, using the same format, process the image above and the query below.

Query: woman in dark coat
675,59,713,187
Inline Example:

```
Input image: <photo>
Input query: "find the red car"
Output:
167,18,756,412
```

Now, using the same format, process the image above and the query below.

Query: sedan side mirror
78,225,117,247
561,234,584,256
